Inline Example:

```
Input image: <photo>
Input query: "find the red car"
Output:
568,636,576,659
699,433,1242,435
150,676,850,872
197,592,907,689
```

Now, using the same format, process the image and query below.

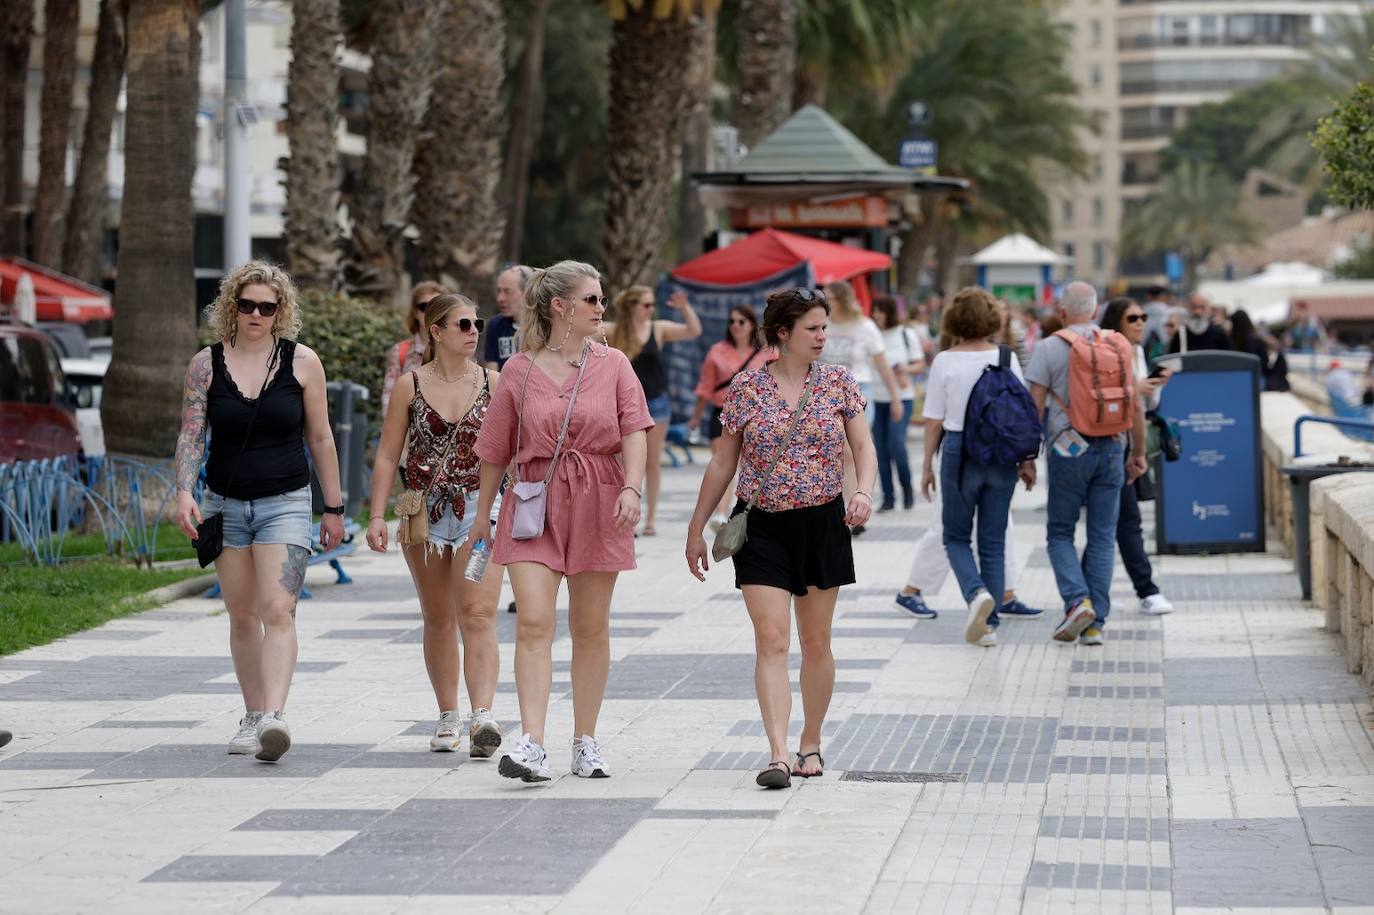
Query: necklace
431,362,477,386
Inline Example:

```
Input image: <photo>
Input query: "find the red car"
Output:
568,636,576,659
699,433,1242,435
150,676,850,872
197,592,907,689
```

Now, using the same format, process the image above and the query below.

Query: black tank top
206,340,310,500
631,328,668,400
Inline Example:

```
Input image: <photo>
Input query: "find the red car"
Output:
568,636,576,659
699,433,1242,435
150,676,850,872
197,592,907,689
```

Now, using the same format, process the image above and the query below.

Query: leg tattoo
279,545,310,611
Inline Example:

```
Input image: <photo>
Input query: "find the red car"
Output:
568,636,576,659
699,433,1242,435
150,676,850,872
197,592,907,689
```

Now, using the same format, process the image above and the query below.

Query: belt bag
711,369,813,562
509,348,590,541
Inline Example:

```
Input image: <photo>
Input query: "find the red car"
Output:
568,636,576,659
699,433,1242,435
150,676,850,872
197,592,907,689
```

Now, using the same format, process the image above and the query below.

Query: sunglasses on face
729,318,751,326
439,318,485,333
571,293,608,309
236,297,279,317
414,299,433,312
1124,314,1146,324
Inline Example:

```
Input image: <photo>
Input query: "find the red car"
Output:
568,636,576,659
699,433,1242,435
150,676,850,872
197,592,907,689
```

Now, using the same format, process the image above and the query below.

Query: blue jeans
872,398,915,505
940,432,1017,628
1046,439,1125,626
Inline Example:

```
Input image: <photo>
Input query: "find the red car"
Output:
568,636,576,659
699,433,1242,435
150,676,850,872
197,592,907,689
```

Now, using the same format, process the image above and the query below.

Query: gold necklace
431,362,476,386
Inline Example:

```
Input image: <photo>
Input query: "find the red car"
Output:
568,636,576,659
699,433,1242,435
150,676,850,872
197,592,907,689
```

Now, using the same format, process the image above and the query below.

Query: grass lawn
0,561,211,656
0,520,195,565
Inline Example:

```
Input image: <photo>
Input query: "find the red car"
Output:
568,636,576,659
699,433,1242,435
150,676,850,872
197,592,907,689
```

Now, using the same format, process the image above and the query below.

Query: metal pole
223,0,251,271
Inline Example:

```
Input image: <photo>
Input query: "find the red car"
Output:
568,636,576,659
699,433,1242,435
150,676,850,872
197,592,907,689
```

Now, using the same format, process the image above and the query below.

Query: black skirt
731,496,856,597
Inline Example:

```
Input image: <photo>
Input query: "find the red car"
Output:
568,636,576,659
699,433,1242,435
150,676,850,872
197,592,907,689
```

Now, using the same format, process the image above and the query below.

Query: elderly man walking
1026,283,1148,646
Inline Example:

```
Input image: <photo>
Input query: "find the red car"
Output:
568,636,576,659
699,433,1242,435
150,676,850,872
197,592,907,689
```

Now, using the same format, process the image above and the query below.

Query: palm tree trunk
733,0,795,149
31,0,79,267
413,0,506,302
792,68,827,111
932,216,959,298
602,7,695,292
500,0,551,266
897,198,942,302
282,0,342,292
344,0,441,304
0,1,35,256
101,0,199,459
678,8,715,262
62,0,124,285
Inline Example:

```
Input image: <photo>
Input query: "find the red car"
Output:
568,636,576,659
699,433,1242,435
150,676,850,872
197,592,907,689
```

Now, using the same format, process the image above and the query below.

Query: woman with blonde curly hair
174,260,346,764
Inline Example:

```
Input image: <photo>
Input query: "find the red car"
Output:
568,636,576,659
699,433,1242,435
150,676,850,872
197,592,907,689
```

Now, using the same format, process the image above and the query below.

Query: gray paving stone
34,743,375,779
1304,806,1374,906
1057,726,1164,742
831,627,910,638
235,809,390,832
145,854,317,883
1051,756,1165,776
0,656,342,702
88,720,201,729
337,752,473,769
318,629,412,640
0,751,128,770
1172,818,1325,907
1165,655,1368,706
361,612,421,621
1026,862,1170,891
646,808,776,819
65,629,157,640
1154,572,1301,600
1039,815,1169,841
607,626,659,638
1067,686,1162,699
1070,660,1161,673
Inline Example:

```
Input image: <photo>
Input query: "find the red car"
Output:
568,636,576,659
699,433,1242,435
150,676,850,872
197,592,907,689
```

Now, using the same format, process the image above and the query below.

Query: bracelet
853,490,873,501
620,485,642,498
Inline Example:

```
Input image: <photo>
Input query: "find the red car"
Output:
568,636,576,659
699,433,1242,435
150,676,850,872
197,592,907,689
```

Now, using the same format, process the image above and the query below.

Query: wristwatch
322,504,346,515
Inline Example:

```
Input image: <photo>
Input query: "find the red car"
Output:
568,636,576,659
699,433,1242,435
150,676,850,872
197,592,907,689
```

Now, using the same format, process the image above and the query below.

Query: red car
0,324,80,463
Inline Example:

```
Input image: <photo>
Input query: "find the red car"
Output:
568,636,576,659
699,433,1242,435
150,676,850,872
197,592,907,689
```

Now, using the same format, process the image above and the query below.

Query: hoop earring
546,303,575,352
229,323,237,347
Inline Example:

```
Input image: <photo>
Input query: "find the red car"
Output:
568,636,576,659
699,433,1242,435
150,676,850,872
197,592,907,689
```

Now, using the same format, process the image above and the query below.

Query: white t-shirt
822,317,884,385
880,325,919,399
923,347,1027,432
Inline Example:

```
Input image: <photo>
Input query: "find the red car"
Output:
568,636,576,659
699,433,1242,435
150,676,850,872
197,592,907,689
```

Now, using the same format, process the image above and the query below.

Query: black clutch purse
194,511,224,568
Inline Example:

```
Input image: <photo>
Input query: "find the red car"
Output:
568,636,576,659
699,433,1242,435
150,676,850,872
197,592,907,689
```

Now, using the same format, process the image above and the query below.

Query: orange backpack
1051,328,1136,437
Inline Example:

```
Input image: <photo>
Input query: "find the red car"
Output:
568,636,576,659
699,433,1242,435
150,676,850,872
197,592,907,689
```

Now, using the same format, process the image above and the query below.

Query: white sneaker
469,708,502,759
964,589,996,644
498,733,551,783
227,711,263,755
977,630,998,647
255,712,291,762
430,710,462,752
570,734,611,779
1140,594,1174,615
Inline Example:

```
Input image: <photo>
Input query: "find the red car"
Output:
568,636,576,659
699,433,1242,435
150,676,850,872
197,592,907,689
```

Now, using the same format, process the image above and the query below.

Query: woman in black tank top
605,285,702,535
173,261,345,764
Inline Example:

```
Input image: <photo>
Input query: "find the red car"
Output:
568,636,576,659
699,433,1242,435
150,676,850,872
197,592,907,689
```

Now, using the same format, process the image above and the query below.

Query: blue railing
1293,415,1374,459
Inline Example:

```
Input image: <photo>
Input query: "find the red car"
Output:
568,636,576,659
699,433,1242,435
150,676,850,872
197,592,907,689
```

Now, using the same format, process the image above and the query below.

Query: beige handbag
711,372,814,562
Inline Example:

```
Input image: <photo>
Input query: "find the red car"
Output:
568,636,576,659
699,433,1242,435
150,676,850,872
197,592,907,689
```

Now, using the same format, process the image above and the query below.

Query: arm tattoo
279,545,310,610
175,349,212,492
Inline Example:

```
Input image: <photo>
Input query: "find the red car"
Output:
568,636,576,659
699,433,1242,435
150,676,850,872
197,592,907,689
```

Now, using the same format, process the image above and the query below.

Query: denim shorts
201,485,312,551
426,491,502,551
646,392,672,422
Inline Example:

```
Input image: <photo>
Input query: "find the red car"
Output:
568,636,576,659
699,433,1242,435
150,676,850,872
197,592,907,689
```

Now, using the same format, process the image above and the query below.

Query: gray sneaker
255,712,291,762
468,708,502,758
430,710,462,753
227,711,263,755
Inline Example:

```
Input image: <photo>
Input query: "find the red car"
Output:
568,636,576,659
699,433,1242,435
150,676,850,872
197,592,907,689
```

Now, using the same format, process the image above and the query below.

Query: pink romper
474,347,654,574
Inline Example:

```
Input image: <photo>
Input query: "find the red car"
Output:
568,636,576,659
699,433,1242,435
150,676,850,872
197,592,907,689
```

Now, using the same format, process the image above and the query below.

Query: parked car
87,336,112,364
60,357,107,457
37,321,92,360
0,325,80,463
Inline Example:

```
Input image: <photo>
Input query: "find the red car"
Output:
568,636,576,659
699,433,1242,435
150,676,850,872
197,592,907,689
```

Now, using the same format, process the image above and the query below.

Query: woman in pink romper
471,260,652,784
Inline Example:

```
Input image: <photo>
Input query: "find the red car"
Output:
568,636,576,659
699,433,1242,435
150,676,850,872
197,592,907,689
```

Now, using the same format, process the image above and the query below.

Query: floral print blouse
720,362,865,512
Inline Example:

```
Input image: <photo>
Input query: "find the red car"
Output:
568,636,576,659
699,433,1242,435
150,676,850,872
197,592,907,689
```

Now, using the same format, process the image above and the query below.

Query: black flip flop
793,750,825,778
755,760,792,789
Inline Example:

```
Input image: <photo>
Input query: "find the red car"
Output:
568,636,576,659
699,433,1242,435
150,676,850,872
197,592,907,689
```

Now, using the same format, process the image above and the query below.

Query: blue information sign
1155,353,1264,553
899,138,937,170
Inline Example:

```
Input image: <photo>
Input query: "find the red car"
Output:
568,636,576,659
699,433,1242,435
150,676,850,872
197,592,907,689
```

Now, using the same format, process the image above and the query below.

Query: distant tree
1334,236,1374,278
0,1,35,256
500,0,552,265
1121,161,1260,292
1158,81,1310,183
1314,79,1374,211
733,0,797,148
32,0,80,267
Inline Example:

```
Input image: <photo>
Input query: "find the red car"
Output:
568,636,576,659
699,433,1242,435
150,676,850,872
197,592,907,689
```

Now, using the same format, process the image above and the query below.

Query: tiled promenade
2,449,1373,914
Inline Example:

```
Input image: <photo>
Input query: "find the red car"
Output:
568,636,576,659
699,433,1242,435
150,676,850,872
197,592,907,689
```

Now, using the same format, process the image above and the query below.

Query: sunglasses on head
1124,314,1146,324
439,318,485,333
236,297,279,317
795,287,827,302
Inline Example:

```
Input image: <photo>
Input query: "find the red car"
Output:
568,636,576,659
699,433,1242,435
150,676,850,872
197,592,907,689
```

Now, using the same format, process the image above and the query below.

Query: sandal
793,750,825,778
755,760,792,789
641,525,657,537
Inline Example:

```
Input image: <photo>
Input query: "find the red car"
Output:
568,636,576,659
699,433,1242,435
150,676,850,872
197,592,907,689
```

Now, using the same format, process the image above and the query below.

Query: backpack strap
398,339,412,366
998,343,1011,370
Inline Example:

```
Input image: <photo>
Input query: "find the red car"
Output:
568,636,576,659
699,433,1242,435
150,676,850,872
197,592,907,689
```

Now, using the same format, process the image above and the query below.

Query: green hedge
297,290,403,424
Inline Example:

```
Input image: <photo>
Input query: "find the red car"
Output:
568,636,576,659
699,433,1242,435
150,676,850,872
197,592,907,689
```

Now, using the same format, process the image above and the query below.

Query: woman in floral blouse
685,288,877,789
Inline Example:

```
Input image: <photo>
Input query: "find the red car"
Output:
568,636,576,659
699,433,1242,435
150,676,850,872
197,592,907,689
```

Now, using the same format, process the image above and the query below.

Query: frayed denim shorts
426,491,502,551
201,485,312,551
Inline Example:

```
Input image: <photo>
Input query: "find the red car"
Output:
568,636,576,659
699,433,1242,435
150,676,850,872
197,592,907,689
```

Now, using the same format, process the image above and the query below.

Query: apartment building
1050,0,1362,289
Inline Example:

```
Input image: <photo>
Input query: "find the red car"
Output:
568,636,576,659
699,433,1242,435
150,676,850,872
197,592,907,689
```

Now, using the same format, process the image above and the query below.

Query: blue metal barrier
1294,414,1374,458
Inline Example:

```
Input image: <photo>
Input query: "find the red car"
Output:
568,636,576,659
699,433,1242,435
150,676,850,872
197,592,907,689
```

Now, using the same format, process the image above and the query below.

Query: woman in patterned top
366,294,505,758
685,288,878,789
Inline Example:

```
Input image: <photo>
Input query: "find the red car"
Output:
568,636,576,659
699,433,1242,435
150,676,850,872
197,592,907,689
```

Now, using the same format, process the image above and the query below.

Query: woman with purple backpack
920,288,1039,647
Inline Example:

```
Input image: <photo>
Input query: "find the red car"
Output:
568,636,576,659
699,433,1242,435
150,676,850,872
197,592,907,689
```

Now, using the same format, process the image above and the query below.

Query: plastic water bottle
464,539,491,582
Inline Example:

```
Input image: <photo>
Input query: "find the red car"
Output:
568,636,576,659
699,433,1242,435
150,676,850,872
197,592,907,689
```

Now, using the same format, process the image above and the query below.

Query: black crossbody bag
714,344,763,392
195,344,276,568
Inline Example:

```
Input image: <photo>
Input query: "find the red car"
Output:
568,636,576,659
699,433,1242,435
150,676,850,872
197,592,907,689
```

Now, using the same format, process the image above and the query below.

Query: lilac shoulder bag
508,348,590,540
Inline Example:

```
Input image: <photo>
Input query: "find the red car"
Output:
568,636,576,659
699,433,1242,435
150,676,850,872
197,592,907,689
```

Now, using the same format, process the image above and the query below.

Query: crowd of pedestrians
175,255,1245,788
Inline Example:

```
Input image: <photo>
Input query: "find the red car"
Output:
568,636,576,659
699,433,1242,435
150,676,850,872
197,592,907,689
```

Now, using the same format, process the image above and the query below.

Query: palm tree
413,0,507,302
101,0,200,459
733,0,797,148
500,0,552,265
0,0,35,256
32,0,80,268
344,0,442,304
282,0,343,292
600,1,709,291
63,0,125,284
679,6,716,261
1121,161,1260,292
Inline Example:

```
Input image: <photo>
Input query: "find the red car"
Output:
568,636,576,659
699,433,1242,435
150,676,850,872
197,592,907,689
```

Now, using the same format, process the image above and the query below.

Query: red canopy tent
0,257,112,324
671,228,891,309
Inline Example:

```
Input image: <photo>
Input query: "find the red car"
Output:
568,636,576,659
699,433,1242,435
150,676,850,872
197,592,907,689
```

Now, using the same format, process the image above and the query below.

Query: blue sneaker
895,592,938,619
998,599,1043,618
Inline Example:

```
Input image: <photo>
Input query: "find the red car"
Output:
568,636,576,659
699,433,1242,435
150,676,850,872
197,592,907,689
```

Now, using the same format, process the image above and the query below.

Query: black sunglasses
236,297,279,317
439,318,485,333
1124,314,1146,324
729,318,751,326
